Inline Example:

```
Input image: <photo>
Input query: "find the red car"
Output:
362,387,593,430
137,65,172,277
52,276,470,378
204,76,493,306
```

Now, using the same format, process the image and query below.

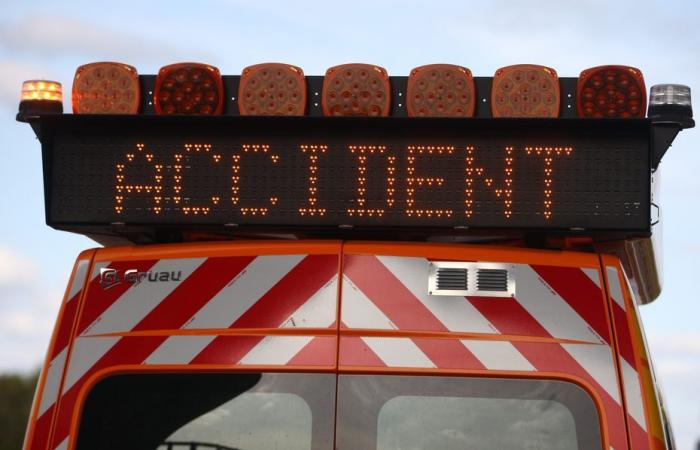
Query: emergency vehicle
15,62,694,450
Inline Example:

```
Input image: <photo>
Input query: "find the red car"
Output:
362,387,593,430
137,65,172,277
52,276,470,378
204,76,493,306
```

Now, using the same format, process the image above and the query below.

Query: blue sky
0,0,698,447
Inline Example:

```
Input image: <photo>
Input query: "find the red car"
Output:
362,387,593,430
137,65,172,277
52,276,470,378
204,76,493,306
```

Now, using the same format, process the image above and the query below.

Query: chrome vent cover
477,269,509,292
435,268,468,291
428,262,515,297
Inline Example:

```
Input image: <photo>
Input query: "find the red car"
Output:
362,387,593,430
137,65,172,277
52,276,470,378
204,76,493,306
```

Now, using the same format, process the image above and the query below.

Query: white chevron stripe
81,258,205,336
38,348,67,416
376,256,499,334
582,267,602,290
144,335,217,365
377,256,540,371
281,275,337,328
66,260,89,301
563,343,621,404
182,255,305,329
147,275,337,365
341,275,396,330
606,267,626,310
514,265,605,344
63,336,120,393
89,261,112,282
362,337,435,368
621,358,647,431
54,437,69,450
460,340,535,371
147,255,311,363
63,258,204,392
37,260,108,420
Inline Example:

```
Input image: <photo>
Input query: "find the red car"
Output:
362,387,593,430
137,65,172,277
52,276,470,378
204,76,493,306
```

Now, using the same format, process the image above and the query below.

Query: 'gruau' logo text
99,267,182,290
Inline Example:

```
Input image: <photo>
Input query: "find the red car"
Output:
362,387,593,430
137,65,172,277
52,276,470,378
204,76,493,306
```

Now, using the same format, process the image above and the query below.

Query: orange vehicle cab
16,63,693,450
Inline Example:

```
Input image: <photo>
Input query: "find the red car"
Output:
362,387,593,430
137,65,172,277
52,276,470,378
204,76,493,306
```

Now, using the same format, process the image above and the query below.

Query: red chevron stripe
629,411,652,450
190,255,337,364
190,335,267,364
132,256,255,331
532,265,611,342
27,404,52,450
231,255,338,328
339,336,386,367
287,337,336,366
75,260,158,334
470,295,628,450
612,302,636,368
50,336,167,449
468,295,549,338
515,341,628,450
51,257,261,448
51,296,81,360
343,255,485,369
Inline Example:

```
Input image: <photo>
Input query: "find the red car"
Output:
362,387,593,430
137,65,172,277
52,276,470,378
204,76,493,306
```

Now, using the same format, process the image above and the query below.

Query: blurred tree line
0,371,38,450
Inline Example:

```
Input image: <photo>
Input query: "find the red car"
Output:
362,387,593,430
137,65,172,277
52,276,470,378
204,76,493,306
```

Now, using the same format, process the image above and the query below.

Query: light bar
322,63,391,116
577,65,645,118
72,62,140,114
406,64,475,117
154,63,223,115
491,64,560,118
238,63,306,116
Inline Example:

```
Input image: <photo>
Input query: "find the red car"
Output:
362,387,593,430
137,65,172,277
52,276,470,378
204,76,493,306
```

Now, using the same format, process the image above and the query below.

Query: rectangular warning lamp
44,116,650,233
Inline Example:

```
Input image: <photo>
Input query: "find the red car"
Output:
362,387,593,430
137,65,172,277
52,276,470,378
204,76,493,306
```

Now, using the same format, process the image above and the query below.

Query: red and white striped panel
340,254,628,450
47,253,338,450
602,264,656,450
26,257,95,450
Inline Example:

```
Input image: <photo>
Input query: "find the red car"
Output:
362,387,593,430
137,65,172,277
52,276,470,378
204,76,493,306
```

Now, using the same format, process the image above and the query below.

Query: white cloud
649,332,700,358
0,247,63,372
0,245,40,285
647,332,700,449
0,310,41,335
0,15,212,64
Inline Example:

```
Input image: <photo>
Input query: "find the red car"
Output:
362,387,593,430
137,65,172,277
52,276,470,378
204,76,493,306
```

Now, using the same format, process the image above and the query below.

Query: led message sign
45,116,650,231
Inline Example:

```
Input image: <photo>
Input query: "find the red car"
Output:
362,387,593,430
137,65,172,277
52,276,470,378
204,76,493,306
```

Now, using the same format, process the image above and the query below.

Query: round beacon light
17,80,63,118
154,63,224,115
648,84,694,128
322,63,391,116
72,62,140,114
407,64,475,117
238,63,307,116
577,65,646,118
491,64,560,118
21,79,62,102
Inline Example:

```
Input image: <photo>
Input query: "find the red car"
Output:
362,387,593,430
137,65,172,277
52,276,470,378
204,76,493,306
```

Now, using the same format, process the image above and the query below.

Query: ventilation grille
477,269,509,292
436,268,468,291
428,262,515,297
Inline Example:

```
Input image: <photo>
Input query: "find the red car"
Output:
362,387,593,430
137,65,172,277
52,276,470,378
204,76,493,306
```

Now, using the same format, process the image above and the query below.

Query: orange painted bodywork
23,241,669,450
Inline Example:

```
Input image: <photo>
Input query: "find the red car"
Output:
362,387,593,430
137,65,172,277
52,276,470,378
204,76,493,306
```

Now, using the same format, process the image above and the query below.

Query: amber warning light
18,80,63,118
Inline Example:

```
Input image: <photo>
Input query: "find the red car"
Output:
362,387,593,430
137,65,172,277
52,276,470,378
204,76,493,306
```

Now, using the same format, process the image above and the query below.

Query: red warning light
577,65,646,118
407,64,475,118
322,63,391,116
238,63,307,116
154,63,223,115
72,62,140,114
491,64,560,118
